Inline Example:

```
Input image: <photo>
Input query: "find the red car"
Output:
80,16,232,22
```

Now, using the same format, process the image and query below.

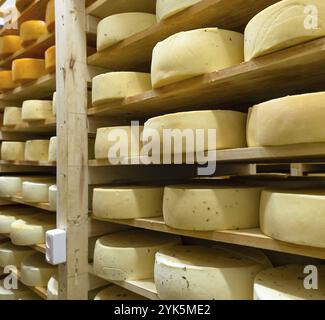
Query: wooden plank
94,217,325,260
1,117,56,134
87,0,279,70
9,195,54,212
0,160,56,167
88,37,325,118
56,0,89,300
87,0,156,19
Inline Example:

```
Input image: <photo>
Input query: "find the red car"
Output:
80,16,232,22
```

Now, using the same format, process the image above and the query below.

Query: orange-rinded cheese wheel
0,71,16,91
45,46,56,74
12,59,46,84
0,36,22,59
20,20,48,47
45,0,55,32
15,0,34,12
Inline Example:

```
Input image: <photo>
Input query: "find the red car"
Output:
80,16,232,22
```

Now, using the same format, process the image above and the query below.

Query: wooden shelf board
9,195,54,212
87,0,278,70
1,117,56,133
0,235,46,255
0,160,56,167
94,216,325,260
88,37,325,118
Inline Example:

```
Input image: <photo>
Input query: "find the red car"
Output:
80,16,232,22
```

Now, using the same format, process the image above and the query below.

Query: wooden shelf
1,118,56,134
3,195,55,212
0,235,46,255
88,37,325,118
93,216,325,260
0,74,55,103
0,160,56,167
87,0,278,70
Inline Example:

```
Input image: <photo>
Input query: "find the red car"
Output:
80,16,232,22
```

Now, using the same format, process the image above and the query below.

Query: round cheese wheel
254,265,325,300
260,189,325,248
0,177,22,197
22,180,55,203
0,70,16,91
0,35,22,58
21,100,53,122
93,186,164,220
156,0,201,21
92,72,152,106
95,126,144,160
151,28,244,88
3,107,22,126
1,142,25,161
45,0,55,32
45,45,56,74
93,230,181,281
12,58,46,84
48,137,56,162
163,186,261,231
0,281,41,300
52,92,56,116
244,0,325,61
24,140,50,161
247,92,325,147
10,213,55,245
48,185,57,211
155,245,272,300
21,252,56,287
15,0,33,12
0,242,34,267
97,13,156,51
47,274,58,300
20,20,49,47
144,110,247,152
94,285,147,300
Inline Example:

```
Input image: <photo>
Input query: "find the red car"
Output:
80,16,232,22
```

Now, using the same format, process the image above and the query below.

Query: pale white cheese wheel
97,13,156,51
21,100,53,122
0,242,34,267
244,0,325,61
0,177,22,197
151,28,244,88
52,92,56,116
1,142,25,161
22,180,55,203
10,214,55,245
260,189,325,248
94,230,181,281
156,0,201,21
94,285,147,300
163,186,261,231
92,72,152,106
247,92,325,147
24,140,50,161
48,137,56,162
47,274,58,300
0,281,41,300
48,185,57,211
93,186,164,220
144,110,247,152
21,252,56,287
3,107,22,126
254,265,325,300
95,126,144,160
155,245,272,300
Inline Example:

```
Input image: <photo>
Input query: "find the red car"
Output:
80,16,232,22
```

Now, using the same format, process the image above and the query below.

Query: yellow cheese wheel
15,0,34,12
12,59,46,84
20,20,49,47
45,0,55,32
0,36,22,59
24,140,50,161
45,45,56,73
0,71,16,91
1,142,25,161
3,107,22,126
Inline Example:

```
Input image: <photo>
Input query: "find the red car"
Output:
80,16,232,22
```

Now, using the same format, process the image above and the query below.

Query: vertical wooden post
55,0,89,300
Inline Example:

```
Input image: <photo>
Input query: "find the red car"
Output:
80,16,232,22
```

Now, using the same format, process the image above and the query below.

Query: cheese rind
22,180,54,203
1,142,25,161
0,242,34,267
144,110,247,152
52,92,56,116
12,59,46,84
20,20,48,46
3,107,22,126
0,35,22,58
0,177,22,197
163,186,261,231
247,92,325,147
94,285,147,300
244,0,325,61
93,186,164,220
24,140,50,161
0,70,16,91
45,0,55,32
48,137,56,162
156,0,201,21
151,28,244,88
21,253,56,287
47,274,58,300
155,245,272,300
45,45,56,73
93,230,181,281
95,126,144,160
21,100,53,122
260,189,325,248
97,13,156,51
254,265,325,300
48,185,57,211
92,72,152,106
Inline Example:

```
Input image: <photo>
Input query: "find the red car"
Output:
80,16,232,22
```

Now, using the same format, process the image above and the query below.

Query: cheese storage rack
0,0,324,300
